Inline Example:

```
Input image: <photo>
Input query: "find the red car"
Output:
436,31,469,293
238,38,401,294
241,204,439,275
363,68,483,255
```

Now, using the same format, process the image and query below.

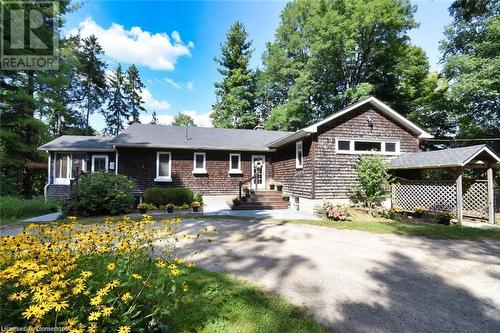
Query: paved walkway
21,211,62,222
177,218,500,333
202,202,320,220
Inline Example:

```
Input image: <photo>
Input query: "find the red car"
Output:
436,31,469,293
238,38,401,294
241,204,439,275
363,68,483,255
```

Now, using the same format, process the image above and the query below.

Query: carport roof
389,144,500,170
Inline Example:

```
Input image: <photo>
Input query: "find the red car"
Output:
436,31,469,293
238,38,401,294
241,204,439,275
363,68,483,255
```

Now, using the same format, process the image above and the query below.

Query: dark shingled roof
390,144,500,169
109,124,294,151
38,136,114,151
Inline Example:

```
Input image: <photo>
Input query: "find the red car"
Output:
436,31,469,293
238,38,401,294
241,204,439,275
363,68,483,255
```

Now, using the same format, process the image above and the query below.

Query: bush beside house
144,188,194,207
351,155,392,208
63,173,135,216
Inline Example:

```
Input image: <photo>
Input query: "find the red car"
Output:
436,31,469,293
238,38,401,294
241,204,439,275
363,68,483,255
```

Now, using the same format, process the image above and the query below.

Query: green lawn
173,268,324,332
271,218,500,240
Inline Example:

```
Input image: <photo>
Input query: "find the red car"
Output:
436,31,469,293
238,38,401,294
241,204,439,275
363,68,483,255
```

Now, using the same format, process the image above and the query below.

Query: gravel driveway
178,218,500,333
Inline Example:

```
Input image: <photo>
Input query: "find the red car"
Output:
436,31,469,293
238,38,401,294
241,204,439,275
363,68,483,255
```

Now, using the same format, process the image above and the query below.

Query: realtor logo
1,0,59,70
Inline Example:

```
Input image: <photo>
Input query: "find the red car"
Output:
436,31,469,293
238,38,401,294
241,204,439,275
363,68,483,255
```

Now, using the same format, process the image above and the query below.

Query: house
39,96,434,213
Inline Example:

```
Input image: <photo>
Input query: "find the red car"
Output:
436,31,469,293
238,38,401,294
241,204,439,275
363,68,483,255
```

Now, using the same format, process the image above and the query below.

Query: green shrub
351,155,392,207
63,173,135,216
0,196,60,220
193,191,203,203
144,188,194,206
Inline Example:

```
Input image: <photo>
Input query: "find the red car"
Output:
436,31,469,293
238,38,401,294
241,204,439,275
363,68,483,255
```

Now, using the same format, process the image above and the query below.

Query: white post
44,152,51,201
487,167,495,224
456,172,463,225
115,152,119,175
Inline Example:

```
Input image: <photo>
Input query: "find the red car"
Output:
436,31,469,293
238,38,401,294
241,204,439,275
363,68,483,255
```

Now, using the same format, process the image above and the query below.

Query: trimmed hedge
0,196,60,220
144,188,194,206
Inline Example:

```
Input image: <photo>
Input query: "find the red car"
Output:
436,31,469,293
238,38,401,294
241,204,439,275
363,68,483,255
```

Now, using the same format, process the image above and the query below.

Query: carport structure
389,145,500,224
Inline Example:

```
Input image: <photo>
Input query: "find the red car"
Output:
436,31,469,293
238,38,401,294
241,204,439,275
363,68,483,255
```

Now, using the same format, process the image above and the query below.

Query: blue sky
63,0,453,131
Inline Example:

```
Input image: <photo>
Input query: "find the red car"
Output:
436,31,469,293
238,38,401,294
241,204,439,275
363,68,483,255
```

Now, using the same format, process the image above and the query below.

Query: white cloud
141,88,171,111
70,17,193,70
180,110,212,127
164,78,181,89
164,77,195,90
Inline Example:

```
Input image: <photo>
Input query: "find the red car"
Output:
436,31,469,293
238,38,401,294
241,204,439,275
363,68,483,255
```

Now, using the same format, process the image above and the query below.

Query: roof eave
37,147,115,152
266,130,309,148
112,143,275,152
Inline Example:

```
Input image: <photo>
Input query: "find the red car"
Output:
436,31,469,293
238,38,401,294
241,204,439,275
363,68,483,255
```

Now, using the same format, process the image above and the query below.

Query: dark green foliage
211,22,258,129
63,173,135,216
351,155,392,207
104,64,129,135
144,188,194,206
193,192,203,204
0,196,60,221
172,113,196,126
124,64,146,123
75,34,108,135
440,0,500,139
260,0,423,130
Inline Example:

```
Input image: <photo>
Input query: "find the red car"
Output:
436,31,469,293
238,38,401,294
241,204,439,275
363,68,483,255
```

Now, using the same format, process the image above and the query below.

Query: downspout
44,151,51,201
114,146,119,175
311,135,317,199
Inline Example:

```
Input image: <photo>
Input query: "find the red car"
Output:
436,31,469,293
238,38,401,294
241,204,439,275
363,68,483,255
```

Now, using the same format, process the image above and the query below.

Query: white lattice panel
463,180,488,218
393,180,456,213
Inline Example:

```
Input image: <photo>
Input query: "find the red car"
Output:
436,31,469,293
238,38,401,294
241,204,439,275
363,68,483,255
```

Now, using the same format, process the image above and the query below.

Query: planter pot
269,184,275,190
167,208,174,213
414,212,422,218
192,207,199,212
438,218,450,225
276,185,283,191
241,196,248,202
282,197,289,202
139,209,147,214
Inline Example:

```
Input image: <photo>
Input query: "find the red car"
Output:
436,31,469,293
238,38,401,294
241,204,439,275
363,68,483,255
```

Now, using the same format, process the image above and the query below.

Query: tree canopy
172,113,196,126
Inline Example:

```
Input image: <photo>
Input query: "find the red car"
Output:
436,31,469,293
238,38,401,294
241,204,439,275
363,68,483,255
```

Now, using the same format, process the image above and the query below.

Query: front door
251,155,266,190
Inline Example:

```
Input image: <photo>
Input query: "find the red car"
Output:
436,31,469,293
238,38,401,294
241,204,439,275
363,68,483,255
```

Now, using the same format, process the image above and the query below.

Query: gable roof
109,123,293,151
38,136,114,151
267,96,433,148
389,144,500,170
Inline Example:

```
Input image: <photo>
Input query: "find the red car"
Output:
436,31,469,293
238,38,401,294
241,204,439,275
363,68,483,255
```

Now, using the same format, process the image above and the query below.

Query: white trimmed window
92,155,109,173
193,152,207,174
335,138,400,155
155,152,172,182
229,153,242,173
296,141,303,169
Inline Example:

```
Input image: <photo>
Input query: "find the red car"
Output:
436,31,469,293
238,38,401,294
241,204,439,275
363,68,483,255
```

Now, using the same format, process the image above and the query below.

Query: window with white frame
54,153,87,184
155,152,172,181
229,153,242,173
92,155,109,172
335,138,400,155
193,152,207,173
296,141,303,169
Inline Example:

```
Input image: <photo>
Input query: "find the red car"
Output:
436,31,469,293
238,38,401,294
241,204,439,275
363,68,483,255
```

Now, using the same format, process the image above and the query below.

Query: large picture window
336,138,400,155
155,152,172,181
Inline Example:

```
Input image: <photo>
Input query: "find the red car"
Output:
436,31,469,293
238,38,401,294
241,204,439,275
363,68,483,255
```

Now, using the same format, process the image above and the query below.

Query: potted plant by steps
137,203,148,214
269,181,276,190
282,192,290,202
191,201,201,212
275,181,283,191
166,203,175,213
232,197,240,207
241,195,248,202
242,184,250,197
413,206,428,218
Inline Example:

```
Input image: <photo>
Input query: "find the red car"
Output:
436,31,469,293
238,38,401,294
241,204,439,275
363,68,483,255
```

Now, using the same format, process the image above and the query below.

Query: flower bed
0,216,215,331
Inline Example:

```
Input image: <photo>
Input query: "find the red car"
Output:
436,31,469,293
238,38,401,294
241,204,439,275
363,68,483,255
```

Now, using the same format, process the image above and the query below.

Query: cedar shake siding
117,147,271,196
272,138,314,199
313,105,419,199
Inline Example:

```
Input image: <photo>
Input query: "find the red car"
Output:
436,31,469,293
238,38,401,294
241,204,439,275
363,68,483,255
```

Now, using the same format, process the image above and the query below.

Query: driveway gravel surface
178,218,500,333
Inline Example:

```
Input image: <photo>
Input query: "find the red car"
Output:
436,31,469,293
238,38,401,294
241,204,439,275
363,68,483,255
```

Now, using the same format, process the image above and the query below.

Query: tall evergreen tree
172,113,196,126
76,35,108,135
440,0,500,138
124,64,146,123
105,64,129,135
211,22,257,128
150,111,159,124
